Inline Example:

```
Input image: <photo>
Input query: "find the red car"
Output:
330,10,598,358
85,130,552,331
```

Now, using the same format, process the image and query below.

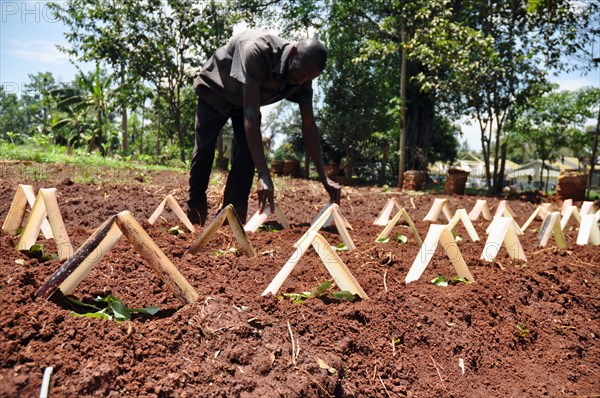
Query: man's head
286,38,327,85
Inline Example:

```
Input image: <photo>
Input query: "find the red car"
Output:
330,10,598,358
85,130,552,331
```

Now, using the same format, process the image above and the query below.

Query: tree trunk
397,28,407,189
378,141,389,185
587,105,600,197
121,73,128,154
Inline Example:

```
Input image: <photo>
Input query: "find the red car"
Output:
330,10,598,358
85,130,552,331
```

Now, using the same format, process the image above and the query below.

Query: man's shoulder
234,30,289,49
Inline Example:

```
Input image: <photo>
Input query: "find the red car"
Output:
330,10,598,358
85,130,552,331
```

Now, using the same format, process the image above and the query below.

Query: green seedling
215,247,238,256
68,295,160,322
430,275,471,287
24,244,57,261
278,280,356,304
395,234,408,244
258,224,280,232
516,323,530,339
168,225,185,235
334,242,349,251
377,237,390,243
451,231,464,242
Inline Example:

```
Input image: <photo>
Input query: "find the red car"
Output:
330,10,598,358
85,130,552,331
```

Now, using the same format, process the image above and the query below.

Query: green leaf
108,298,131,321
311,280,333,297
132,306,160,316
335,243,349,251
377,237,390,243
448,276,471,285
431,276,449,287
395,234,408,243
168,226,184,235
331,291,356,302
70,310,111,320
66,297,101,311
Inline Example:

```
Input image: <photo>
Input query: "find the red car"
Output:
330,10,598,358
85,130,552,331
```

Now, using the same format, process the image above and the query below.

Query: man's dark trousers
188,98,255,222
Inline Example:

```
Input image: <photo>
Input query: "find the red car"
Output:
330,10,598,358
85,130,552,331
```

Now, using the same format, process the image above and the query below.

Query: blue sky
1,1,598,151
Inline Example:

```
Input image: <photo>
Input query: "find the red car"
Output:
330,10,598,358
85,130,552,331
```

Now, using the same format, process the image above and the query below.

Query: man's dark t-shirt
193,30,313,116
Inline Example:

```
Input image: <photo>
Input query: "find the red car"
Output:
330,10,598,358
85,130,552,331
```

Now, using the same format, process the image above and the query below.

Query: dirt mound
0,164,598,397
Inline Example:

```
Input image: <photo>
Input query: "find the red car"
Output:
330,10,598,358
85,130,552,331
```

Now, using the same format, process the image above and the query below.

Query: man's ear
289,46,298,57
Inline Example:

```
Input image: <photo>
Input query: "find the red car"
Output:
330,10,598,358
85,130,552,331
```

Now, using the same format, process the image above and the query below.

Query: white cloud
7,38,69,65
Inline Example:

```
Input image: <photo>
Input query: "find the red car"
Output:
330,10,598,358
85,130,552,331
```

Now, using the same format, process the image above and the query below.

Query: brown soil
0,163,598,398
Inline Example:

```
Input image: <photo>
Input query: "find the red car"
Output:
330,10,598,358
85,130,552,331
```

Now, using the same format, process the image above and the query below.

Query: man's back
193,30,312,116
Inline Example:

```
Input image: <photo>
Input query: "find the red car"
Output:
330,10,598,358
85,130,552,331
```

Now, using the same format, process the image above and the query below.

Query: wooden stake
423,198,452,223
294,204,355,250
537,211,567,249
576,214,600,245
226,206,257,257
374,198,401,226
116,211,199,304
560,206,581,231
446,209,480,242
375,208,422,246
262,231,367,298
520,206,547,232
188,205,256,257
36,216,119,299
244,203,290,232
494,200,516,218
59,222,122,295
148,194,196,233
580,201,594,215
16,188,73,260
2,184,53,238
405,225,473,284
560,199,573,215
480,217,526,262
468,199,492,221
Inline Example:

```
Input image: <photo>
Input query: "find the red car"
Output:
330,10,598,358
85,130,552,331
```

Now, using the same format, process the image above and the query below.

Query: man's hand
257,174,275,214
324,177,342,205
187,200,208,226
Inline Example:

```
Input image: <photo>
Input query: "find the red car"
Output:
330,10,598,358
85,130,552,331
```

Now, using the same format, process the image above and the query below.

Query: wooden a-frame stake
188,204,256,257
2,184,53,238
423,198,452,223
537,211,567,249
468,199,492,221
375,208,422,246
310,203,353,230
480,217,526,262
494,200,516,218
576,214,600,245
560,199,573,215
15,188,73,260
447,209,480,242
244,203,290,233
262,231,368,299
374,197,402,226
148,194,196,233
580,201,594,215
35,211,199,304
405,225,474,284
520,206,549,232
560,206,581,231
486,210,523,236
294,203,355,250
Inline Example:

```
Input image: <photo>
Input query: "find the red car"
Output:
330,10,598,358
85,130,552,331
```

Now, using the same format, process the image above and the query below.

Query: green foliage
68,295,160,322
430,275,471,287
24,244,56,261
278,280,356,304
168,226,185,236
516,323,530,339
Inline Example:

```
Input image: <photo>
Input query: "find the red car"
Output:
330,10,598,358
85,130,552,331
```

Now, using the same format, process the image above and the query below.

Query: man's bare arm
299,101,341,204
243,84,275,212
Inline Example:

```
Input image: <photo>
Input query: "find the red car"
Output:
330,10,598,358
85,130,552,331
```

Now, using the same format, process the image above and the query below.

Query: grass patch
0,143,186,184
